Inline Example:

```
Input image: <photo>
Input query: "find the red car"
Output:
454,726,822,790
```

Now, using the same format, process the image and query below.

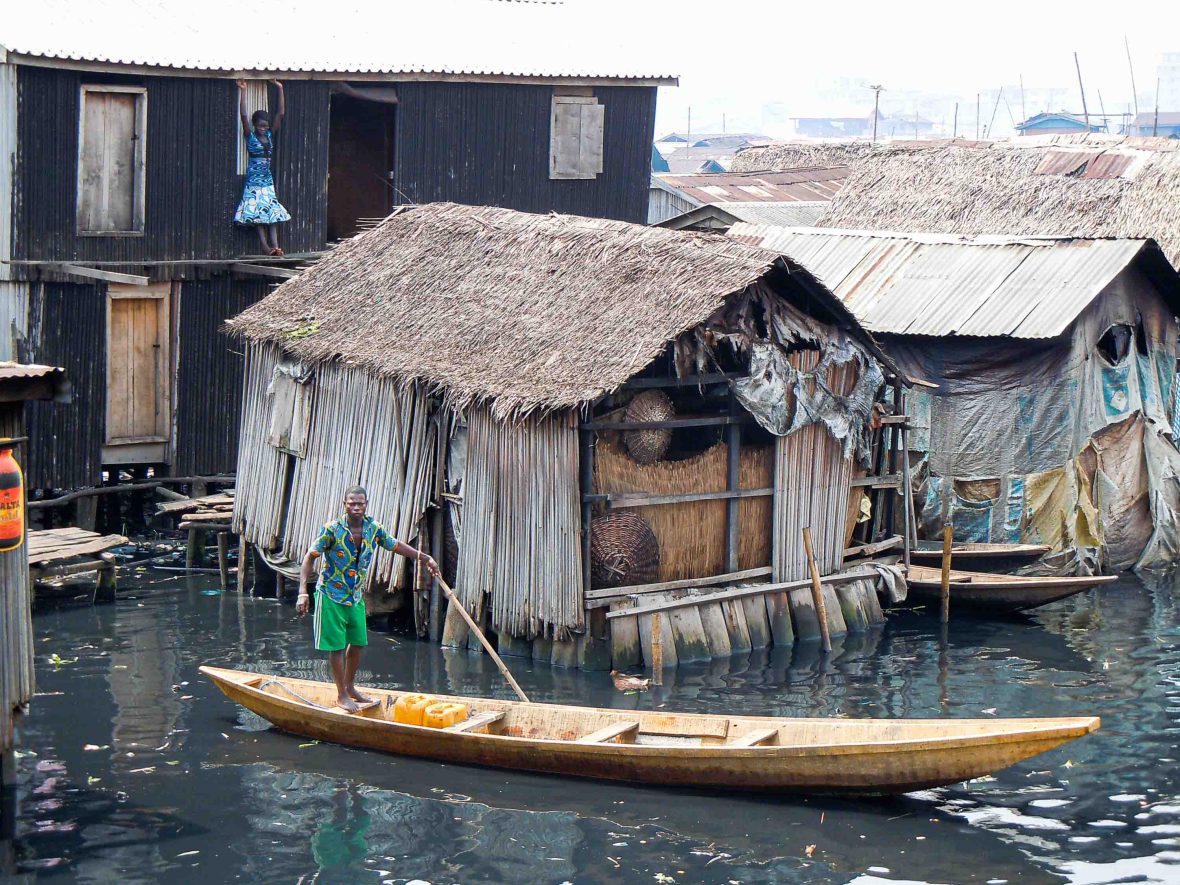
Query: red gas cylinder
0,446,24,552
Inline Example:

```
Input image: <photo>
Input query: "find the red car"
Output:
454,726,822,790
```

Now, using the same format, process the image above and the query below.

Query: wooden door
77,86,146,234
105,284,171,462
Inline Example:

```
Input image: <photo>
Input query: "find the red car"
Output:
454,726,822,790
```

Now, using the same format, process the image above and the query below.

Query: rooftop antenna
1074,52,1092,133
1125,36,1140,120
867,84,885,142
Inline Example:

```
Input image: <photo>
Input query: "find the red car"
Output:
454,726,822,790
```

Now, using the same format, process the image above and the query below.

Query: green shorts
313,590,368,651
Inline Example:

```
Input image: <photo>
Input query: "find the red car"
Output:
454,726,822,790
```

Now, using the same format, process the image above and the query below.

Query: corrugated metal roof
0,362,64,381
727,225,1156,338
714,202,828,226
655,168,848,205
1,0,676,82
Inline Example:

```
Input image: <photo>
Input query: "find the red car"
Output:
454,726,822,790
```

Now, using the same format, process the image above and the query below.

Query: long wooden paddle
436,576,531,703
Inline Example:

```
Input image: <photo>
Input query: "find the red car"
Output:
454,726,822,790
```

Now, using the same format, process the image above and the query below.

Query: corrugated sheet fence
454,406,583,638
0,403,33,757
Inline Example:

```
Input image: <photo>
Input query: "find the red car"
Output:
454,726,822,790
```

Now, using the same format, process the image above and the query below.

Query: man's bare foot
347,687,375,706
336,696,360,713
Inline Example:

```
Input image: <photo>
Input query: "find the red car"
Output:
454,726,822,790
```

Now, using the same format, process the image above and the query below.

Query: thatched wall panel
592,437,773,582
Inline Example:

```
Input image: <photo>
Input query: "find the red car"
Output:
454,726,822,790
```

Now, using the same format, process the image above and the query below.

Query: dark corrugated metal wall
21,282,106,489
174,276,273,476
394,83,657,223
12,67,329,269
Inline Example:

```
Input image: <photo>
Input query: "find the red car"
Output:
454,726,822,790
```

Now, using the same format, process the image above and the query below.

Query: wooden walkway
28,527,128,600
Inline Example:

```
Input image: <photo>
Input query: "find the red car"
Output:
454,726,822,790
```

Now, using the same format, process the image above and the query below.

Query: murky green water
5,569,1180,883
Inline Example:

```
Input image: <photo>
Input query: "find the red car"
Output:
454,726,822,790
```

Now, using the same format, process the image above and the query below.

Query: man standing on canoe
298,485,440,712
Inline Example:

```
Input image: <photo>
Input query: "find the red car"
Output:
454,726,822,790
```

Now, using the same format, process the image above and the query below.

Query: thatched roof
816,135,1180,268
226,203,874,417
729,139,990,174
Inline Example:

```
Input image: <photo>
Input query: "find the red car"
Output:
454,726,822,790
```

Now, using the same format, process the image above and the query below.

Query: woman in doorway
234,79,291,255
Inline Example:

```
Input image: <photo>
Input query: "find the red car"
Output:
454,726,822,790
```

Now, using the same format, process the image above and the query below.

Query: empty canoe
909,542,1051,572
904,564,1116,612
201,665,1099,795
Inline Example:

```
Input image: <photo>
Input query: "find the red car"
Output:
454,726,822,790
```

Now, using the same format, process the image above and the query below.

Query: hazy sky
648,0,1180,138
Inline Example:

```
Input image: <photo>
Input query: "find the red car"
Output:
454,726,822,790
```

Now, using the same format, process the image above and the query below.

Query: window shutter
77,86,146,234
550,95,604,180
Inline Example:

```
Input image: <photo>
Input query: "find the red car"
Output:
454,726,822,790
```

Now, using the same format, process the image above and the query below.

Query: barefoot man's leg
328,649,359,712
344,645,372,705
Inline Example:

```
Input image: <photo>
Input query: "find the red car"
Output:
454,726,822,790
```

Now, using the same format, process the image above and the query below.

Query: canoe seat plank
446,712,504,733
577,720,639,744
729,727,779,747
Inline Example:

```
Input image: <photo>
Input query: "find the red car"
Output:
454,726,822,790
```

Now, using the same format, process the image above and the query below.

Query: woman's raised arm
270,80,286,134
236,79,250,136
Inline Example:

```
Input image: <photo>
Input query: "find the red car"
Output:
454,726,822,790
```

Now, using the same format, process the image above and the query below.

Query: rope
258,679,332,711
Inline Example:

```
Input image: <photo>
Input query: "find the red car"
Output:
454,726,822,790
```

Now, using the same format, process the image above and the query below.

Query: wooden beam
446,711,504,733
49,263,148,285
231,262,299,280
849,475,901,489
725,383,741,573
576,720,639,744
843,535,902,559
604,571,870,620
584,487,773,509
586,566,773,604
620,372,744,390
580,415,749,431
728,727,778,747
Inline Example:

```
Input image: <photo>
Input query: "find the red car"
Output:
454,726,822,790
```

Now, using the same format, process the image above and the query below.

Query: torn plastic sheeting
735,341,883,466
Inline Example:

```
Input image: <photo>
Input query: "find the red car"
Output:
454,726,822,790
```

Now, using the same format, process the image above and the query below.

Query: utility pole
1020,74,1027,124
1098,89,1108,134
1154,77,1161,137
985,86,1004,138
687,107,691,141
976,92,980,140
952,102,959,139
1125,36,1140,121
1074,52,1091,133
867,84,885,142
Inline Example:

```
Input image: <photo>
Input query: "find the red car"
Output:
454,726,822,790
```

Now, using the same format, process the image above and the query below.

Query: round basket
623,390,675,464
590,511,660,589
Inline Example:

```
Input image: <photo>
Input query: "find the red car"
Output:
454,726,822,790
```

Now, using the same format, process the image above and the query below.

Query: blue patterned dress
234,131,291,225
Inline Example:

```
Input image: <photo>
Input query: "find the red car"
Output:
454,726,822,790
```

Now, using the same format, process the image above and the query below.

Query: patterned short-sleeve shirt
310,515,397,605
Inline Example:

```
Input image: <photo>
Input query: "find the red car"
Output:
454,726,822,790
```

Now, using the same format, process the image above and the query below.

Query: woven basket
590,511,660,589
623,390,674,464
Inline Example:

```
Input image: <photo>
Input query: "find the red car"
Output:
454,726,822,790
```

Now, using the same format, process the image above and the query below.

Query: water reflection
6,571,1180,882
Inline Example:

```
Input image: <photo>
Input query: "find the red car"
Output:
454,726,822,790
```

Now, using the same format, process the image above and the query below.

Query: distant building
792,114,875,138
648,168,848,225
651,145,671,173
1015,112,1107,136
1126,112,1180,138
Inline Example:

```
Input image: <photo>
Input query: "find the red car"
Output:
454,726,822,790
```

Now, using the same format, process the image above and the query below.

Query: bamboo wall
0,403,33,760
233,342,436,591
593,436,773,581
772,354,858,581
454,407,582,638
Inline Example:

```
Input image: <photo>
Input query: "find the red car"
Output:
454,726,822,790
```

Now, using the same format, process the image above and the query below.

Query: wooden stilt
95,554,117,603
803,527,833,653
651,612,664,683
609,601,642,669
217,532,230,591
236,537,249,595
75,495,98,532
940,523,954,623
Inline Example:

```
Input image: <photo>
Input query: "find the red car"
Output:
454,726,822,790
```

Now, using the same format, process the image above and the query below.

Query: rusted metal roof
1,0,676,82
727,226,1163,339
654,168,848,205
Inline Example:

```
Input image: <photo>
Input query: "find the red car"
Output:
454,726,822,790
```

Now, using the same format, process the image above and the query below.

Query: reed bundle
593,436,773,582
454,407,582,637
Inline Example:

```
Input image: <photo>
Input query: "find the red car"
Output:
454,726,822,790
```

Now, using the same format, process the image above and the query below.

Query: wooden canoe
904,564,1116,612
909,542,1051,572
201,665,1099,795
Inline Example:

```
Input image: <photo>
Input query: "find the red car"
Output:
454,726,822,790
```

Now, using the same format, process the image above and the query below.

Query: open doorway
327,89,396,242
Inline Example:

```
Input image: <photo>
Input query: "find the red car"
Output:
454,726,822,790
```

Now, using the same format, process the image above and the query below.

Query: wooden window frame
549,91,605,181
105,282,172,446
76,84,147,237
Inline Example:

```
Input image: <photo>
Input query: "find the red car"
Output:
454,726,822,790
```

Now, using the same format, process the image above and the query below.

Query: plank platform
27,527,128,566
576,720,639,744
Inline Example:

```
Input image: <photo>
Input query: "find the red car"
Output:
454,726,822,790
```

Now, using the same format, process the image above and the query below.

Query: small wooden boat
904,564,1116,613
201,665,1099,795
909,542,1051,573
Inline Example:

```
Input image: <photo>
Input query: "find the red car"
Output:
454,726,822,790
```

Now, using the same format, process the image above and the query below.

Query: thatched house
729,225,1180,573
227,203,904,668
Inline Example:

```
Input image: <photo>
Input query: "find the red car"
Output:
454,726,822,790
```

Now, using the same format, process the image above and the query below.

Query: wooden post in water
236,536,248,595
651,612,663,684
802,527,832,653
940,523,954,623
217,532,230,591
